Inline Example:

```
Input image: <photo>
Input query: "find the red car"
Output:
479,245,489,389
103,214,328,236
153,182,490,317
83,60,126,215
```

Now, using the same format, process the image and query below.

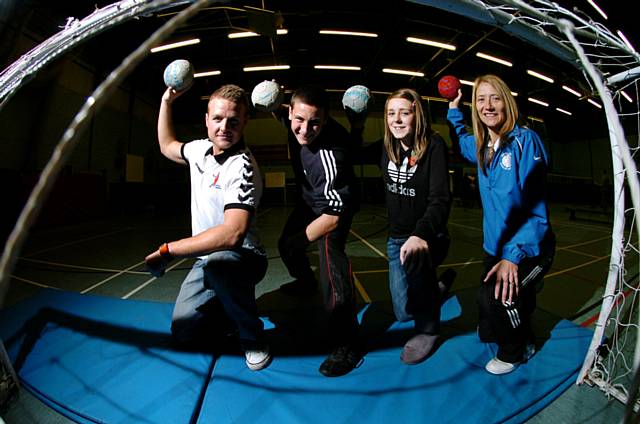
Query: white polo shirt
181,138,264,257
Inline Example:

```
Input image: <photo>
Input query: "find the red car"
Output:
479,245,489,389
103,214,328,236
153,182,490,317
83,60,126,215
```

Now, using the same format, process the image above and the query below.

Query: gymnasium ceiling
1,0,637,139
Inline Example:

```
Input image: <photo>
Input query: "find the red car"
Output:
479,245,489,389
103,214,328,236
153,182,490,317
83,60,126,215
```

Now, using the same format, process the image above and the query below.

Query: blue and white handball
251,80,284,112
163,59,194,91
342,85,371,114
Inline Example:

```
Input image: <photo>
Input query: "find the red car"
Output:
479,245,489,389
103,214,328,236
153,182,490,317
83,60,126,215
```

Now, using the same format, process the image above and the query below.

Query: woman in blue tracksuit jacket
447,74,555,375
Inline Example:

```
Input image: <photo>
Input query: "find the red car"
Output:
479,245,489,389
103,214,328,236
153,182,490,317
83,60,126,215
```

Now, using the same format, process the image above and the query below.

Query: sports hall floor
1,199,629,423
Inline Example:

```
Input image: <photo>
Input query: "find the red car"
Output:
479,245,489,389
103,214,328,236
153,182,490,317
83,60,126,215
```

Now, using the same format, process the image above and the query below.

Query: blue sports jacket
447,108,552,264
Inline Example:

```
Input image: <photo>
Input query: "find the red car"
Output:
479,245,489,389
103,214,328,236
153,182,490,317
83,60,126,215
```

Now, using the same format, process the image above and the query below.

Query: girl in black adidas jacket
356,88,452,364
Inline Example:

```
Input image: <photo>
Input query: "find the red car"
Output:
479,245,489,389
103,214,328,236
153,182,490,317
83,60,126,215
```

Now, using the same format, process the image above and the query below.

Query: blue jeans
387,237,441,335
171,249,267,348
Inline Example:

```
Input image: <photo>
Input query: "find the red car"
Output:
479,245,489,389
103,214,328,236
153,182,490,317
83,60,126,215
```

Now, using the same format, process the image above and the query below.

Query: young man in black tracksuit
277,85,361,377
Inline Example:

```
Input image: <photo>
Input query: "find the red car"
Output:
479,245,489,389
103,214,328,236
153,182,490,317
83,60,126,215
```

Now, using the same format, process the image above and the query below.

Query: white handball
251,80,284,112
163,59,194,91
342,85,371,114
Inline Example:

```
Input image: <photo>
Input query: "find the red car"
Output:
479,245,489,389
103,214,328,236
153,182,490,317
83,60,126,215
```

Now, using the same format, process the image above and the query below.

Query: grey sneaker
245,347,272,371
400,334,439,365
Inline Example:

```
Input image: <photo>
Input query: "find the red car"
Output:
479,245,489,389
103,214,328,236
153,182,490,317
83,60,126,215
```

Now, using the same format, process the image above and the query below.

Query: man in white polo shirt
145,84,270,371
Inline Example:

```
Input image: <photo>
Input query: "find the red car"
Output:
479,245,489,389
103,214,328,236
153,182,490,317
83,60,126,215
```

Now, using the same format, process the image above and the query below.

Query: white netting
499,0,640,412
0,0,638,415
436,0,640,411
416,0,640,408
494,0,640,410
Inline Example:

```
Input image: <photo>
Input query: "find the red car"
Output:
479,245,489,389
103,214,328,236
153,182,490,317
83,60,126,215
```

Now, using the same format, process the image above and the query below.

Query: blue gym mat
0,289,592,423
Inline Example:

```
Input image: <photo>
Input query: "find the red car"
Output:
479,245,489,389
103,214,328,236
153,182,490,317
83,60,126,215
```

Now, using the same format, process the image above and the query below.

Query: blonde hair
383,88,431,165
208,84,249,117
471,75,519,173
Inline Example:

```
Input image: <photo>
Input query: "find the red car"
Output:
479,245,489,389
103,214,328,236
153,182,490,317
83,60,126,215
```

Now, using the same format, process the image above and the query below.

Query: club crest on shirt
500,152,512,170
210,172,221,189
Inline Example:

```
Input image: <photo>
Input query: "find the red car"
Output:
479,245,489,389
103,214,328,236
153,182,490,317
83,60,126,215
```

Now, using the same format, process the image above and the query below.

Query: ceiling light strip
586,0,608,20
556,107,572,116
587,98,602,108
621,91,633,103
319,30,378,38
527,70,554,83
314,65,361,71
150,38,200,53
475,52,512,67
528,97,549,107
562,85,582,97
382,68,424,77
243,65,290,72
617,30,635,51
194,70,221,78
228,29,288,39
406,37,456,51
228,31,258,39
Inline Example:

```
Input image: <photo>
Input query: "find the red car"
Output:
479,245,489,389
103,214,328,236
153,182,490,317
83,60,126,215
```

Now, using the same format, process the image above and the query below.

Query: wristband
159,242,174,260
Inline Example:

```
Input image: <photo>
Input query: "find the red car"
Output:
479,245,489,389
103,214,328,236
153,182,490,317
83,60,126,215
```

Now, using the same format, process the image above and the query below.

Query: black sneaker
280,279,317,295
319,345,362,377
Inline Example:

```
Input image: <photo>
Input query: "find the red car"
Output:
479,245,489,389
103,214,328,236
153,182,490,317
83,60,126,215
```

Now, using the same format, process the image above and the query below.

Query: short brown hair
290,85,330,113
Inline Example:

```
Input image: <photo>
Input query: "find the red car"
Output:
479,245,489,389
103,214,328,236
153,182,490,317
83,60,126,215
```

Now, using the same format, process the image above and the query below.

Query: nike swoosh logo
534,156,542,160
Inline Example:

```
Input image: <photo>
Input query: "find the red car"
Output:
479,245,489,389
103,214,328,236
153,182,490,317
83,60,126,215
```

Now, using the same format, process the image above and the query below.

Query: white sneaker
245,348,272,371
485,344,535,375
485,357,517,375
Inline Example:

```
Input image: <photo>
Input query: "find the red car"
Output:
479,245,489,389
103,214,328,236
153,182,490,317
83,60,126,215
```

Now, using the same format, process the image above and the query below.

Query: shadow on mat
6,284,564,371
257,283,446,357
258,281,564,360
6,307,175,374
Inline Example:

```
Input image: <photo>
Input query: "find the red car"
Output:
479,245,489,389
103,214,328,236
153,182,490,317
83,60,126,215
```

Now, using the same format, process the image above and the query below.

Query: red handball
438,75,461,100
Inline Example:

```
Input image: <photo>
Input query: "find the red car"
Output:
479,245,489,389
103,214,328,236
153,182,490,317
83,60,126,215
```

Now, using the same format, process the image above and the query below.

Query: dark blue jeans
387,236,445,335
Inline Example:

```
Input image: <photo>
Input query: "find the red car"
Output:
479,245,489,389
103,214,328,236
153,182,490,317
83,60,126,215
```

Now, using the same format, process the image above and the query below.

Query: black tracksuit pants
477,234,556,363
278,201,358,345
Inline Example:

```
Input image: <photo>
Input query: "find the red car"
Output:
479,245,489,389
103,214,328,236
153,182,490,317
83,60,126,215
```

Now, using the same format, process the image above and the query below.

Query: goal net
422,0,640,411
